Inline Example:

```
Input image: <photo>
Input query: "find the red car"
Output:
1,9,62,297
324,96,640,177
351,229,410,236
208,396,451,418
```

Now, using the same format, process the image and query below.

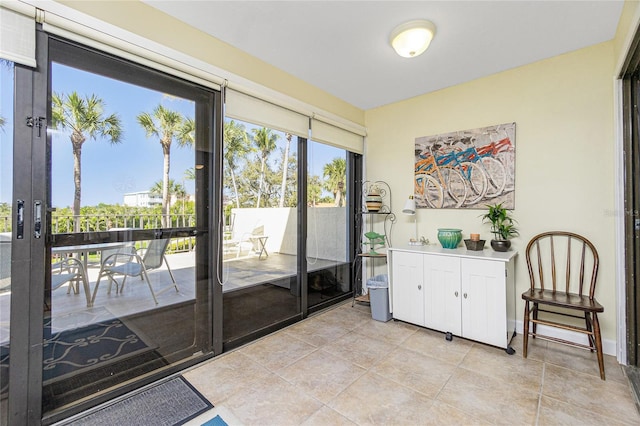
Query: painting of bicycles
414,122,516,209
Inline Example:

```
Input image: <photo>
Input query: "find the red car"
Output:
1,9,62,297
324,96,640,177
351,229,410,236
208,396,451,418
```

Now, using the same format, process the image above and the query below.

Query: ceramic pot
365,186,383,212
490,239,511,252
437,228,462,249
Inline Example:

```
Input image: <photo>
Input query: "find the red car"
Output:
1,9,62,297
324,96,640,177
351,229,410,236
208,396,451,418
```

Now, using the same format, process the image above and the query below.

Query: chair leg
163,255,179,293
592,312,605,380
532,302,538,338
585,312,595,352
91,273,104,307
523,300,530,358
141,268,159,305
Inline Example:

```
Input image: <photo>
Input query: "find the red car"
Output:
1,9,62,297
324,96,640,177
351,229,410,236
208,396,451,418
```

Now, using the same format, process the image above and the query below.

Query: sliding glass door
221,119,302,348
0,59,15,426
6,32,220,424
306,141,354,310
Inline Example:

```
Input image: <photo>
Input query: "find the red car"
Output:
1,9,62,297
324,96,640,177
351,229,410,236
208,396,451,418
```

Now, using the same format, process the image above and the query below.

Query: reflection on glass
222,119,300,346
44,62,200,413
306,142,351,307
0,60,14,425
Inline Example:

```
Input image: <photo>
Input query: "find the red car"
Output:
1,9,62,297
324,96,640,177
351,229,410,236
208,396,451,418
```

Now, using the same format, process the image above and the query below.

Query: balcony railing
0,213,197,252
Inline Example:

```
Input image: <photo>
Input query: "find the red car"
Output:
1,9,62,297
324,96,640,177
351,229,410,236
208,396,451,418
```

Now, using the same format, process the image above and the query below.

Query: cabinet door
424,255,461,335
461,258,507,348
390,251,424,326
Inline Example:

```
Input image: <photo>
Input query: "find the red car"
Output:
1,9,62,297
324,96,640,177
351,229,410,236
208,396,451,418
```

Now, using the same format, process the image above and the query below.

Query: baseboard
514,320,616,357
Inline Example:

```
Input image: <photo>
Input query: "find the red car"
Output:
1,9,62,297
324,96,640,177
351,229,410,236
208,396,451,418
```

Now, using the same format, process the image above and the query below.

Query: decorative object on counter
402,195,425,246
464,239,485,251
437,228,462,249
481,203,518,252
363,231,386,255
365,185,383,212
470,233,480,241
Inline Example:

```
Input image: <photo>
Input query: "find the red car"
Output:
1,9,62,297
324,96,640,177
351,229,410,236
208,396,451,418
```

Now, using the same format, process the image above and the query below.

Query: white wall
365,41,618,345
231,207,347,262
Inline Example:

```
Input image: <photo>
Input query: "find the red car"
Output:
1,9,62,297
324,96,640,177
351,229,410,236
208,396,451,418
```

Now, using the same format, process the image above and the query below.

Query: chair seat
107,262,143,277
522,289,604,313
52,273,78,289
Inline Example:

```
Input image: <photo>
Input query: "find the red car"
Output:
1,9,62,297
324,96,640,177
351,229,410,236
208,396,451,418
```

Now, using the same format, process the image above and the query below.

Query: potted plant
481,203,518,252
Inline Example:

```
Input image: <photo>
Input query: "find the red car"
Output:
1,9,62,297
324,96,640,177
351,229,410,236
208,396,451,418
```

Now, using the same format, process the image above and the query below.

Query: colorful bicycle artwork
414,122,515,209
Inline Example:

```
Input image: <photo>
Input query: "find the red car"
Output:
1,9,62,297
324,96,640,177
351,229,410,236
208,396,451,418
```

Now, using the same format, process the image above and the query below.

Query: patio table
249,235,269,260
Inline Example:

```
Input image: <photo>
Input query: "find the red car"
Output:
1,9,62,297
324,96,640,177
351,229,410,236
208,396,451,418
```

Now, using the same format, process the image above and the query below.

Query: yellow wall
57,0,365,126
365,42,617,343
56,0,640,350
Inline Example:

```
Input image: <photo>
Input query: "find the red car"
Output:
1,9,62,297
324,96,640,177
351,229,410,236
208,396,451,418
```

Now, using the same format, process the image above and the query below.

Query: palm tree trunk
231,169,240,209
279,135,291,208
72,144,82,232
257,157,266,208
162,144,171,228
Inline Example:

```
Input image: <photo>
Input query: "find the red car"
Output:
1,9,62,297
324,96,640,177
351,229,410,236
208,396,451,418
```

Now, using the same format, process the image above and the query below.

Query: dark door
7,30,221,424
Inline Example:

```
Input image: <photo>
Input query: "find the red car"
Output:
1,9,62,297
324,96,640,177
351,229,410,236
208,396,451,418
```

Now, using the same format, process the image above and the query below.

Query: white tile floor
184,301,640,426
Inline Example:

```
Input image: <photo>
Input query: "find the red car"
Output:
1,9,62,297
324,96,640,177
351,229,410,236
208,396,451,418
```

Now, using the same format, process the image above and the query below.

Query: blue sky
0,62,343,208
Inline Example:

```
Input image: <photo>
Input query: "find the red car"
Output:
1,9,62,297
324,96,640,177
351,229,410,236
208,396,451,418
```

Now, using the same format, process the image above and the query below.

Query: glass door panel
306,142,352,308
0,59,14,426
43,38,213,415
221,119,300,348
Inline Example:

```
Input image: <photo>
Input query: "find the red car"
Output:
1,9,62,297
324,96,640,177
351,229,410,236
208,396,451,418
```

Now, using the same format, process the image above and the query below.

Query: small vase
490,239,511,252
437,228,462,249
365,186,383,212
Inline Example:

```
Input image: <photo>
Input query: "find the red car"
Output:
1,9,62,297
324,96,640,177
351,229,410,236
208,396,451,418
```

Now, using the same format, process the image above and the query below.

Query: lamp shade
390,20,436,58
402,197,416,215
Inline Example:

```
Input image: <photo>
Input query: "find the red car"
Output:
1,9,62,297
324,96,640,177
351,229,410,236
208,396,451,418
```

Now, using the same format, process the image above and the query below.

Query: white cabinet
389,251,424,325
388,246,517,353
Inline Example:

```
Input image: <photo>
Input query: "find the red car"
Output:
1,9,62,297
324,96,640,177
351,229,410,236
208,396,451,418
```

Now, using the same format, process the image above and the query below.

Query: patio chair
91,239,178,306
51,257,91,307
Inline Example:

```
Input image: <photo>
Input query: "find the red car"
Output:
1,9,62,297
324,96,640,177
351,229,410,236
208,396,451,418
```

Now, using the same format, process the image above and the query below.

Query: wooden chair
522,231,605,379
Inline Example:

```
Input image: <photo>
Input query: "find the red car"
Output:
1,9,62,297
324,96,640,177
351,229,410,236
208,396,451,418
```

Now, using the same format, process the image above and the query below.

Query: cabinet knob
454,291,459,297
463,293,468,299
418,285,422,290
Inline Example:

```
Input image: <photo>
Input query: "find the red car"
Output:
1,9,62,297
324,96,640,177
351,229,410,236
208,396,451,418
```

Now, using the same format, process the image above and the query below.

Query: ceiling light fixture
390,20,436,58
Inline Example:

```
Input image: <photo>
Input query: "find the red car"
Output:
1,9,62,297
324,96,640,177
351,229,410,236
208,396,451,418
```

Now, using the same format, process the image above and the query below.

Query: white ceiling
144,1,624,110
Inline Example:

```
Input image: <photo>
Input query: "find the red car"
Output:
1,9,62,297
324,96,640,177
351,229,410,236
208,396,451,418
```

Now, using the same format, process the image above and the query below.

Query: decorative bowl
437,228,462,249
464,239,485,251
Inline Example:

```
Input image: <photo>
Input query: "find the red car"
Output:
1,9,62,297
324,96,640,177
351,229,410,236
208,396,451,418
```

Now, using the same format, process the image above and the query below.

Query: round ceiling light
389,20,436,58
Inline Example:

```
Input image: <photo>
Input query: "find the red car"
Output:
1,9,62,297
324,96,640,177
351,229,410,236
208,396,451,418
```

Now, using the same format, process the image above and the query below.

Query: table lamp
402,195,424,245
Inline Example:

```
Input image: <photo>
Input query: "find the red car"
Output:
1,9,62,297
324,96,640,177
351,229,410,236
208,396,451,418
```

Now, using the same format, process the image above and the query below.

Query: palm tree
252,127,279,208
0,116,5,131
137,105,193,227
184,167,196,181
150,179,187,201
323,157,347,207
52,92,122,232
307,175,322,206
224,120,251,208
279,133,292,208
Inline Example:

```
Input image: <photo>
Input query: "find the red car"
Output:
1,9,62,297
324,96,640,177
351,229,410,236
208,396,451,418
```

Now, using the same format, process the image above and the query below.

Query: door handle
16,199,24,239
33,200,42,239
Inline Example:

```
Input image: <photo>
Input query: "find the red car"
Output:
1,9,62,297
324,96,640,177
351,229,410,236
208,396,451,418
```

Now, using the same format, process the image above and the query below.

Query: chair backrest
526,231,599,299
142,239,170,270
